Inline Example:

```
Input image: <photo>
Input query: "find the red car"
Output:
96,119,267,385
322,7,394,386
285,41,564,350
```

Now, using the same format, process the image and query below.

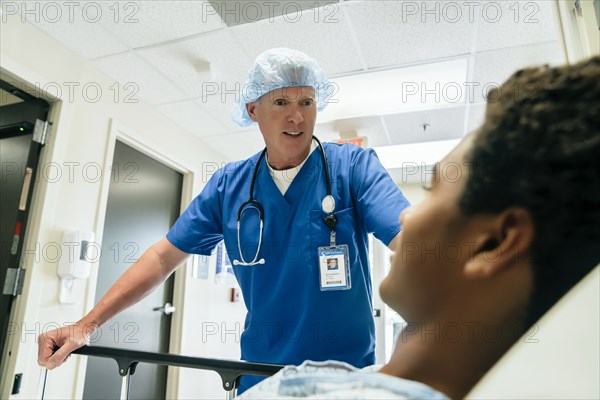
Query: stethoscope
233,136,338,266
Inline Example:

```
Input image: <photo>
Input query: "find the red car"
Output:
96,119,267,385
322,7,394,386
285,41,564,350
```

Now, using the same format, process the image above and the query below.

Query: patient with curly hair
240,56,600,399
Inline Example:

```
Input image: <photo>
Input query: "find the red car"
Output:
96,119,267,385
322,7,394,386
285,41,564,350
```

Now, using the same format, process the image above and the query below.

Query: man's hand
37,320,97,369
37,238,188,370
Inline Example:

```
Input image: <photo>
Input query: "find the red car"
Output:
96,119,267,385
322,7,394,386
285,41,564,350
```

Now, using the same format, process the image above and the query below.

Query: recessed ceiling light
319,58,468,123
372,139,461,170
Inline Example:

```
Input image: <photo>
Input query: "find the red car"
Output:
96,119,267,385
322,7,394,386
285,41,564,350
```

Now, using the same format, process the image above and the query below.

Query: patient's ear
464,208,534,279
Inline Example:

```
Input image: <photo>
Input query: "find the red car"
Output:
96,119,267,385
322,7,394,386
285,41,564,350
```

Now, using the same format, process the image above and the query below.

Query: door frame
0,67,62,398
74,119,195,399
555,0,600,63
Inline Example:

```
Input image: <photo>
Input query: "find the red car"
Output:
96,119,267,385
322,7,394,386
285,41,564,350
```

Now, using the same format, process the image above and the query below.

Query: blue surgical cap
231,48,332,127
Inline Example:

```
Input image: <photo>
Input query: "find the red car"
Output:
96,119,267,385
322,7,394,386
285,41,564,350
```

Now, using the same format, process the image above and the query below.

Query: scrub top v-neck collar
267,140,318,196
256,142,322,222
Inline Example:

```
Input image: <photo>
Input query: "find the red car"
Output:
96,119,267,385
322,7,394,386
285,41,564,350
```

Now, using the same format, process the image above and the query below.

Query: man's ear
464,208,534,279
246,102,258,122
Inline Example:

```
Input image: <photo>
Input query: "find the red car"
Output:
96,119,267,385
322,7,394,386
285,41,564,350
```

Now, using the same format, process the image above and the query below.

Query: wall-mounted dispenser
57,230,95,304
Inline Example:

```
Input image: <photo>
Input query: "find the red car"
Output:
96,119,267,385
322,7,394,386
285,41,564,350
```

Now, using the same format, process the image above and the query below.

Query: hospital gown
239,360,449,399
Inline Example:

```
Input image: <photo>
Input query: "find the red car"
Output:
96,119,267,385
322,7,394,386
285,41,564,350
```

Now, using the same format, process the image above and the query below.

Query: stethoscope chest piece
321,195,335,214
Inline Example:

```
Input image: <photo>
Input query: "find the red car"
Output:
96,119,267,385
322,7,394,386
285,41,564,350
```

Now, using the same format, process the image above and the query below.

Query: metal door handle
152,302,175,315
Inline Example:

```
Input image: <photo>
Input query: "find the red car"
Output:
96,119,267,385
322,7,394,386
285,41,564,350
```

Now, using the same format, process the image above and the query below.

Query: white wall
370,182,425,364
0,14,249,399
177,262,247,399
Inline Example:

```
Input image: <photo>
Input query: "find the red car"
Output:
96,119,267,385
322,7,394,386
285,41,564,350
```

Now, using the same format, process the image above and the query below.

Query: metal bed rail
41,345,284,400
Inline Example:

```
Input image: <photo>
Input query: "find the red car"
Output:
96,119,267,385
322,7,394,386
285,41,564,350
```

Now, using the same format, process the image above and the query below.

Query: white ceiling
19,0,565,181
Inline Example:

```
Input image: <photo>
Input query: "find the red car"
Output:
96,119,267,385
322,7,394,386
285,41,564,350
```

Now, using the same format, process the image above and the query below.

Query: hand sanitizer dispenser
57,230,95,304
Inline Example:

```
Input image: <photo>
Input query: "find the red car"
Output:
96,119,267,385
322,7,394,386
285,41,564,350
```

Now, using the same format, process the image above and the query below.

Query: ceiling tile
345,1,475,69
471,42,565,103
158,100,229,137
20,1,128,58
229,6,364,76
208,0,339,27
101,1,226,49
383,106,466,145
199,97,250,133
137,29,252,130
93,52,186,105
476,1,560,52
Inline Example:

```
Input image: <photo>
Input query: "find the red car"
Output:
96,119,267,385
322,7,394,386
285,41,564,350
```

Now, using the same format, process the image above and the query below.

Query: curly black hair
460,56,600,329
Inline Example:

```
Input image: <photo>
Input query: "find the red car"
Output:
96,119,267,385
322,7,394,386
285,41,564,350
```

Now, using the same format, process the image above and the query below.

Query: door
82,141,183,399
0,131,33,360
0,83,49,371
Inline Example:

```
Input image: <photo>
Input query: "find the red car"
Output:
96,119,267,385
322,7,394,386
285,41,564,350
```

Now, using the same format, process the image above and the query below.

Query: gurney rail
69,345,283,398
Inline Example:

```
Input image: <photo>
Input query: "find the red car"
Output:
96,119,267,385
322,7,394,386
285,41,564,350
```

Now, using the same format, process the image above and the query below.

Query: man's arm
348,147,410,249
38,238,189,369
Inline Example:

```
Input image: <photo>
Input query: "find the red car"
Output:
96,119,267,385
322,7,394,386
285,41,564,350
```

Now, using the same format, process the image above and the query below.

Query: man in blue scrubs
38,48,410,393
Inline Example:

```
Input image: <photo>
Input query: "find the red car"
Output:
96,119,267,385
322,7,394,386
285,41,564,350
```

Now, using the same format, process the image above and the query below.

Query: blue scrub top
167,142,410,392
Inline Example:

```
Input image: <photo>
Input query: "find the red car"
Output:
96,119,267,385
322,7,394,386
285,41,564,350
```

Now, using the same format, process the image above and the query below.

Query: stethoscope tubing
234,136,333,266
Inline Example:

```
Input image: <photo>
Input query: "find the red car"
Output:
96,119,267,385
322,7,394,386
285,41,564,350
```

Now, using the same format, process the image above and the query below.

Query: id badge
317,244,351,291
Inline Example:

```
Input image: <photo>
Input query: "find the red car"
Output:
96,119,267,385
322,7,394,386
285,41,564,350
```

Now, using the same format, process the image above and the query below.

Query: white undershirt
267,140,318,195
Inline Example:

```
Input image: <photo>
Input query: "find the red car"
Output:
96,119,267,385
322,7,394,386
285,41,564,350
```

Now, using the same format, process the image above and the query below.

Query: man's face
246,86,317,169
380,137,481,322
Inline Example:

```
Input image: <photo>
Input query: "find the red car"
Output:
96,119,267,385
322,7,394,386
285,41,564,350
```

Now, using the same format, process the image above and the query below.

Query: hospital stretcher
40,345,283,400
